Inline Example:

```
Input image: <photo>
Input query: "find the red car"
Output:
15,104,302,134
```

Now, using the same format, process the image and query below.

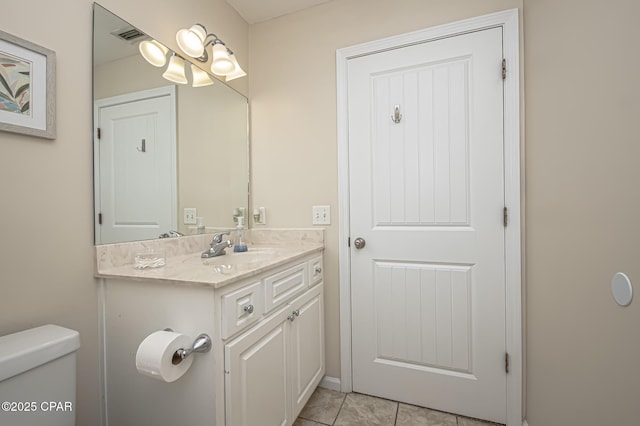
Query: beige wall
249,0,522,384
0,1,247,425
4,0,640,424
524,0,640,424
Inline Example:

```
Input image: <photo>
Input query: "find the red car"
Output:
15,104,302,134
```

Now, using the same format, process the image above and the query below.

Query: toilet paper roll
135,330,194,382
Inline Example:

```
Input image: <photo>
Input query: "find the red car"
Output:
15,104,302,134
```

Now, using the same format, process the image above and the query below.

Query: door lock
353,237,366,249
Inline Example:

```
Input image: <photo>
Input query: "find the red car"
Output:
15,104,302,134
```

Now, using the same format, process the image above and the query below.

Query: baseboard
318,376,341,392
522,420,529,426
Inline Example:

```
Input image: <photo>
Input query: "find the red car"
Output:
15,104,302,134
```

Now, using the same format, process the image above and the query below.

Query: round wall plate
612,272,633,307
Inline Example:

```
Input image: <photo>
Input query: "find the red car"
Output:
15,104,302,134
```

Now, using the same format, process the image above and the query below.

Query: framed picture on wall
0,29,56,139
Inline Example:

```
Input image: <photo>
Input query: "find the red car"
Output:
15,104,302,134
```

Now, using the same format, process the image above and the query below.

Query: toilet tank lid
0,324,80,382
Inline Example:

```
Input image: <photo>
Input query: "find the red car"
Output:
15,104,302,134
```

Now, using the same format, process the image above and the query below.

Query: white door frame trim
336,9,522,425
93,85,178,244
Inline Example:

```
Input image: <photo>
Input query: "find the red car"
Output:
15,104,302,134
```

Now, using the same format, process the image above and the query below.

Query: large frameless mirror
92,3,249,244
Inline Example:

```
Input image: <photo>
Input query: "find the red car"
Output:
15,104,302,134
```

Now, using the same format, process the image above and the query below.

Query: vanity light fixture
162,53,188,84
175,24,246,78
139,38,218,86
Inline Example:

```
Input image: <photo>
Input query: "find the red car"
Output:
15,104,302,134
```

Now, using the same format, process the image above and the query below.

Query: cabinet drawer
222,281,264,339
309,256,323,287
265,263,308,312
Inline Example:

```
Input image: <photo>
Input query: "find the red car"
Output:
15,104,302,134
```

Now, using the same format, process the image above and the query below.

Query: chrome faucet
202,232,232,258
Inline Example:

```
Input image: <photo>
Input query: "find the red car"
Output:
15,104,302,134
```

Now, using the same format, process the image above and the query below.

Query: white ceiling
225,0,332,24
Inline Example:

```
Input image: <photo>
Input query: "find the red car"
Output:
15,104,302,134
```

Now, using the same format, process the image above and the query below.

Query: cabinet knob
243,304,254,314
315,266,322,274
288,310,300,322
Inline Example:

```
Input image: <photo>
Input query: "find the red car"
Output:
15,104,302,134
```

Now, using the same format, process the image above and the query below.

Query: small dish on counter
134,249,166,269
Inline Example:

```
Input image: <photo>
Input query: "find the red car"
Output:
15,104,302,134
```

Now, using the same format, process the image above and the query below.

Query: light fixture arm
192,32,225,63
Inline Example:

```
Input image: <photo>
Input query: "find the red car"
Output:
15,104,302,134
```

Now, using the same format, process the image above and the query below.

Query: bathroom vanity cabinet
96,233,324,426
225,268,324,425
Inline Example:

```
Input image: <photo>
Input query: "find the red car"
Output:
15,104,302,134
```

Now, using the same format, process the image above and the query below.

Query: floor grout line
331,392,347,426
296,389,501,426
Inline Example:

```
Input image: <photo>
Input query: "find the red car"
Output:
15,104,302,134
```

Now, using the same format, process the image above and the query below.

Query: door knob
353,237,366,249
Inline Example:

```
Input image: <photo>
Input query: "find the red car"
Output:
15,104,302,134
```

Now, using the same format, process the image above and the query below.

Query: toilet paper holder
164,329,212,365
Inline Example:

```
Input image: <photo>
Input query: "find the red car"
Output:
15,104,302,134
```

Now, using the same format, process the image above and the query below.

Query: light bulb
176,24,207,58
210,43,234,76
139,40,168,67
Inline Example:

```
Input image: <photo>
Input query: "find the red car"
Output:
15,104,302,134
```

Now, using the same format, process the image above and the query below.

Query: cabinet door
225,307,291,426
290,284,325,418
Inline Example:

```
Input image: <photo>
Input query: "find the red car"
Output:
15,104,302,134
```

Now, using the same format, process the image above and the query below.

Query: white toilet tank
0,324,80,426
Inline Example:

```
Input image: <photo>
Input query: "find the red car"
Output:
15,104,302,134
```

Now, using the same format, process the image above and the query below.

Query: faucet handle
212,231,231,244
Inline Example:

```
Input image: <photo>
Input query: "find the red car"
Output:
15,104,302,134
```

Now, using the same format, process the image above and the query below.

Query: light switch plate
312,205,330,225
253,207,267,225
184,208,197,225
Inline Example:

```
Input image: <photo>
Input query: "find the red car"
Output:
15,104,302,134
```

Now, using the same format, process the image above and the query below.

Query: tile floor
294,388,503,426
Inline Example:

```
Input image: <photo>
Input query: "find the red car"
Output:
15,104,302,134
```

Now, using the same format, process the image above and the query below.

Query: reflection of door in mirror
95,86,177,244
93,4,250,245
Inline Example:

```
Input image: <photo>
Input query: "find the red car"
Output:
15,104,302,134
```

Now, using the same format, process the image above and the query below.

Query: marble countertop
95,229,324,289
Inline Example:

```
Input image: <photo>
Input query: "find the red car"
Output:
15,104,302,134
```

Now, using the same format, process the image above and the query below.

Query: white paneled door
348,28,506,423
95,87,176,244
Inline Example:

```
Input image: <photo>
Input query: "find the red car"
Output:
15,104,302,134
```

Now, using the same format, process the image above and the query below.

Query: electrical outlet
312,205,330,225
184,208,197,225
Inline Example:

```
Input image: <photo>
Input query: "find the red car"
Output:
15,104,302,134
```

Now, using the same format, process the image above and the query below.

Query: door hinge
502,59,507,80
505,352,510,374
97,128,101,139
503,207,508,227
98,213,102,225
